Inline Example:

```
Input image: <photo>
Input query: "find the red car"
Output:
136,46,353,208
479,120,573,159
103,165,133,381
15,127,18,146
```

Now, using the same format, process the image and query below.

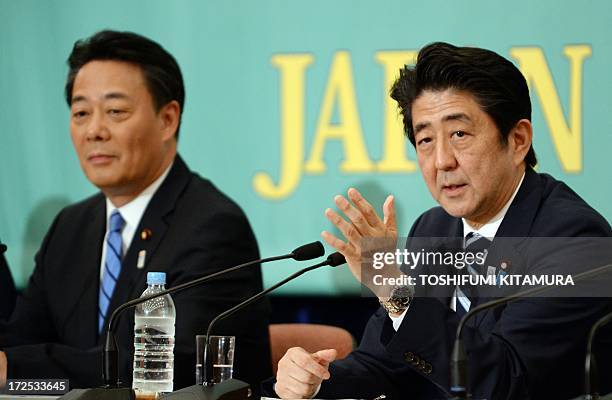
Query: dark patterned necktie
456,232,491,318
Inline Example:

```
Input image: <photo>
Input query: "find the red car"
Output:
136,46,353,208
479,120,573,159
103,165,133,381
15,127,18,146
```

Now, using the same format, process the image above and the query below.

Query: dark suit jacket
267,169,612,399
0,155,271,393
0,252,17,321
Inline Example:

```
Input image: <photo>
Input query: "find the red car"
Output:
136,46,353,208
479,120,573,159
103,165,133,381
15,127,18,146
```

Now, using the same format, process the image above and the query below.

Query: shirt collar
462,171,525,239
105,162,173,231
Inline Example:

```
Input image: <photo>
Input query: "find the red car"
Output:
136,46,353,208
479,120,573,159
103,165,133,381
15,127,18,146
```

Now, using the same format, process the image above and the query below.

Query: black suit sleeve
314,307,445,399
0,211,103,386
1,213,59,348
0,253,16,321
302,213,445,400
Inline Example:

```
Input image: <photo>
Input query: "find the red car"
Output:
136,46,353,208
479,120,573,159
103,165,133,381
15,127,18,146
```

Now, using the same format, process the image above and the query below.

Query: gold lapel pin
140,229,152,241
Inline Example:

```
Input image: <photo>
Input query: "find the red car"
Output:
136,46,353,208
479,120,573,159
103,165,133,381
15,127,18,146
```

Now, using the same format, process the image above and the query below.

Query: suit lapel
471,168,542,326
59,195,105,344
103,156,192,332
423,219,463,303
495,168,542,238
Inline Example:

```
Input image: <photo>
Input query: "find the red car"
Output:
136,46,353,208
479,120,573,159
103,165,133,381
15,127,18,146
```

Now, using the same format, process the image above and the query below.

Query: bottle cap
147,271,166,285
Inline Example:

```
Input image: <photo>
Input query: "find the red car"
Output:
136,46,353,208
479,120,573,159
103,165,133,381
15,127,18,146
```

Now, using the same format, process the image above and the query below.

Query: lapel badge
140,229,152,241
137,250,146,269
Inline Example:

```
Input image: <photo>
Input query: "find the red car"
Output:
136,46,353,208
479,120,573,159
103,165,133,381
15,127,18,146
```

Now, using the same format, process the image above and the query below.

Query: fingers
329,189,391,241
383,195,398,236
275,347,332,399
275,373,319,400
288,347,331,379
324,208,361,246
274,382,317,399
347,188,385,230
313,348,337,364
321,230,350,254
334,193,375,237
321,230,362,282
323,190,396,251
324,188,385,246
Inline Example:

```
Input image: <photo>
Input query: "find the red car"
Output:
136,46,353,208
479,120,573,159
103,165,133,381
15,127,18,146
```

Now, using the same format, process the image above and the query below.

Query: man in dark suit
0,30,271,393
272,43,612,399
0,247,17,321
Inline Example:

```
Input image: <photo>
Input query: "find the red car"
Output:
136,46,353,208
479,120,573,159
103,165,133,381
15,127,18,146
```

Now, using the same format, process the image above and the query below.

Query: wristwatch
379,285,413,314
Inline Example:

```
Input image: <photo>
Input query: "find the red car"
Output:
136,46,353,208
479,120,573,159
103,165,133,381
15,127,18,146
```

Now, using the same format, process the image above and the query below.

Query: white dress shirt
389,172,525,331
99,162,173,280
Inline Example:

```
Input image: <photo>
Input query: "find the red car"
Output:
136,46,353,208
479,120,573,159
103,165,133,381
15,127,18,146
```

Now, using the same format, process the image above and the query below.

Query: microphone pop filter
291,241,324,261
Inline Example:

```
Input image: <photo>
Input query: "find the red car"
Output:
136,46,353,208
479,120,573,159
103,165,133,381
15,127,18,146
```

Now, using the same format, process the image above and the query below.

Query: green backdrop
1,0,610,294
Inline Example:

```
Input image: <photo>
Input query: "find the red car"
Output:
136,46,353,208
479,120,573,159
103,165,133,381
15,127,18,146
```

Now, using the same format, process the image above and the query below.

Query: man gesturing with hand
274,188,406,399
274,348,337,399
268,42,612,400
322,189,398,291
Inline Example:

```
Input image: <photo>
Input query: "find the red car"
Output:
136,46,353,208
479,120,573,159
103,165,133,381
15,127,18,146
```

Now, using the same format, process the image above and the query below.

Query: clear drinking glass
195,335,235,385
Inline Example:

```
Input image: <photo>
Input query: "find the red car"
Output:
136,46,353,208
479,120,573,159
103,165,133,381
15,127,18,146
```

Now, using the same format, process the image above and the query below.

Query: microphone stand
160,252,345,400
584,311,612,399
202,252,346,385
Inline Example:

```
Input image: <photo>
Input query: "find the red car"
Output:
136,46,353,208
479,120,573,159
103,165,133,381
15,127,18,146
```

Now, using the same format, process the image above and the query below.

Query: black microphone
450,262,612,399
0,242,7,254
292,241,326,261
200,252,345,386
98,241,324,392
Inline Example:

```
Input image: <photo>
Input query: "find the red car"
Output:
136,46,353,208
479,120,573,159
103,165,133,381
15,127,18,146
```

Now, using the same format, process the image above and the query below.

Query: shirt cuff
388,308,408,331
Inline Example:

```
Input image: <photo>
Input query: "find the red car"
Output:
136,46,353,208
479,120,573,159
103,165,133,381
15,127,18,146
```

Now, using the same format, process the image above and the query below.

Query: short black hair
390,42,537,168
65,30,185,139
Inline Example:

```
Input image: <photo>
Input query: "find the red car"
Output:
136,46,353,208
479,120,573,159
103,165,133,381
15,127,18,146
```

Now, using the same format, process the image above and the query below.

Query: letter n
510,45,592,172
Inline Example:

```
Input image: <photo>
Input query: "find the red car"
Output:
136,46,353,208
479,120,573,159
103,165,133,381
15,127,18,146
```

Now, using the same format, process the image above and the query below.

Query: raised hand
321,188,398,290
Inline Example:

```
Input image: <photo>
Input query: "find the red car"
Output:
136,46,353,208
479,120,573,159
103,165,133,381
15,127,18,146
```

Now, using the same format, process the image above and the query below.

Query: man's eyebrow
414,121,430,135
70,92,130,106
71,95,87,105
443,112,472,124
413,112,473,135
104,92,130,101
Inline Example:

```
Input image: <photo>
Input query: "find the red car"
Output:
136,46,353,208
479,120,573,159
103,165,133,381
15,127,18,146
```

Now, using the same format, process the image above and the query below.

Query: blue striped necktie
98,210,126,333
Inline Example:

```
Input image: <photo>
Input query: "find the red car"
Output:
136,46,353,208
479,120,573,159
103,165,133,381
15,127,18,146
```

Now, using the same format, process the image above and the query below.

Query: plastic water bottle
132,272,176,395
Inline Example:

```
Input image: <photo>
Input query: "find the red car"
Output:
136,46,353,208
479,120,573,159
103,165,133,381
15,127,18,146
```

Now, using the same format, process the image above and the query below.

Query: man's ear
509,119,532,167
159,100,180,141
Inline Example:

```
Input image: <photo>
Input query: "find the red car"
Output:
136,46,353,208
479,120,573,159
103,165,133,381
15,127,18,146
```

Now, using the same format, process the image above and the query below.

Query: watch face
390,285,412,310
391,297,409,309
380,285,413,313
392,285,414,299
